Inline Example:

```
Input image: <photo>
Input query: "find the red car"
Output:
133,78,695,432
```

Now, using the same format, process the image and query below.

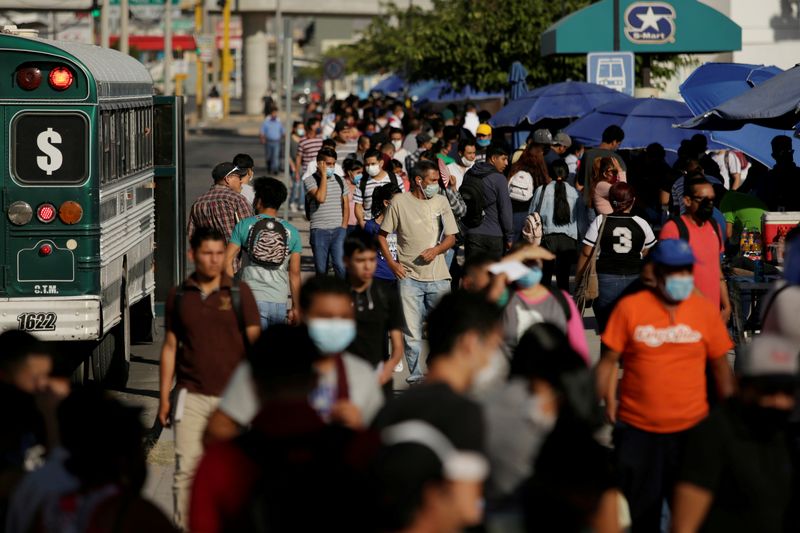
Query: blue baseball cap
650,239,696,266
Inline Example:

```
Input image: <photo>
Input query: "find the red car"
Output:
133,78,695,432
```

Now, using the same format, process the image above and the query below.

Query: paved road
112,131,602,518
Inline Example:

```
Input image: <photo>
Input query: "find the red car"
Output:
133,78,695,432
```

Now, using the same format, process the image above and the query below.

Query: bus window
154,103,174,166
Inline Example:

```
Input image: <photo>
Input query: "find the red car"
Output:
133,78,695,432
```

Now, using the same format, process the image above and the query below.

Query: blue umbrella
508,61,529,147
565,97,722,152
489,81,632,130
413,82,503,106
679,65,800,131
371,74,406,94
679,62,800,167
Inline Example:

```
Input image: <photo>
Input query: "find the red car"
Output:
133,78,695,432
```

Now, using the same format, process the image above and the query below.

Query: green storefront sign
541,0,741,56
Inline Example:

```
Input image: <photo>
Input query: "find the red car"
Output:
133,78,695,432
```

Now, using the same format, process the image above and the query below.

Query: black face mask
696,199,714,221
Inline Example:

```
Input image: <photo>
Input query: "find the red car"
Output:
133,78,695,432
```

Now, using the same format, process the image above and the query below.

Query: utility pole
100,0,110,47
221,0,232,116
164,0,173,95
275,0,282,106
120,0,129,55
282,18,292,220
195,0,204,120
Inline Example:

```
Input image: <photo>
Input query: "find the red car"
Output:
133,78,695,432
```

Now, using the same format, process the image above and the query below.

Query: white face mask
392,139,403,150
366,164,381,177
462,156,475,168
526,395,557,432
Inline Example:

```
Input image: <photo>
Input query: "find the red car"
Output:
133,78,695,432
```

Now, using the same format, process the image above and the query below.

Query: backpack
245,216,289,270
305,172,345,221
171,280,247,347
669,215,723,249
522,185,547,245
460,171,487,229
509,170,535,202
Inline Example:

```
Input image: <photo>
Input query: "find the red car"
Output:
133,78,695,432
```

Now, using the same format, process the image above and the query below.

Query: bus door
153,96,186,303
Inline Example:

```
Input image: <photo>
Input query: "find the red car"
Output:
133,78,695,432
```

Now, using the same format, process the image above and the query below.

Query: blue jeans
594,273,639,333
257,301,287,329
310,227,346,278
289,173,304,207
512,210,528,242
265,140,281,173
398,278,451,383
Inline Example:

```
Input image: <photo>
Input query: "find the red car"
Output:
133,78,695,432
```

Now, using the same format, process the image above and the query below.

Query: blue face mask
353,173,363,185
496,287,510,308
477,138,491,148
516,266,543,289
307,319,356,355
326,167,335,178
664,275,694,302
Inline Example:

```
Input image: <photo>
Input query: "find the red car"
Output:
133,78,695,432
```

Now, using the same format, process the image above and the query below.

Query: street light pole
275,0,282,105
282,19,292,220
100,0,110,47
120,0,129,55
164,0,173,95
221,0,232,115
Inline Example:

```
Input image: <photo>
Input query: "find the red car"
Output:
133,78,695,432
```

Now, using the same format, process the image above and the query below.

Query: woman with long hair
530,160,582,291
508,144,550,240
577,182,656,332
591,157,624,215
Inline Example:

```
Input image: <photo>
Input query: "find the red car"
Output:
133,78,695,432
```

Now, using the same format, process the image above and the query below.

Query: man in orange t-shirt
596,239,734,533
660,176,731,321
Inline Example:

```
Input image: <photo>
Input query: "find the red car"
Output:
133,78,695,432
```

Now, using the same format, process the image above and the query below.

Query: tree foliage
333,0,690,92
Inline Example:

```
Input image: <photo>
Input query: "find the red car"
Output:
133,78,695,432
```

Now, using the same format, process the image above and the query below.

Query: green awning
541,0,741,56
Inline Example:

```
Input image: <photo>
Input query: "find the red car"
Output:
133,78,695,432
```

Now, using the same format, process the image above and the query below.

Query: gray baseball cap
532,129,553,145
553,132,572,148
739,334,800,379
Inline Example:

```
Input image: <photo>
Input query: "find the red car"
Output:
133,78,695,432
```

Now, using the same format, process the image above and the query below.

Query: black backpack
304,171,345,221
245,216,289,270
460,171,487,229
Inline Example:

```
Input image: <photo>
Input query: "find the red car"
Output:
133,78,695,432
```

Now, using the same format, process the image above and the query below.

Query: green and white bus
1,28,185,386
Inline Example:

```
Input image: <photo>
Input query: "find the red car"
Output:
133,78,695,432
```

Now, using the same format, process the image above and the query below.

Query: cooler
762,212,800,263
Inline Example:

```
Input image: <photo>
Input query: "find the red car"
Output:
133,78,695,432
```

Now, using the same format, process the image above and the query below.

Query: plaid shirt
441,187,466,219
187,185,253,242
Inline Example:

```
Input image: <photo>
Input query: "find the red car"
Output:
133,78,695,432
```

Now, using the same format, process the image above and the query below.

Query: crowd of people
4,94,800,533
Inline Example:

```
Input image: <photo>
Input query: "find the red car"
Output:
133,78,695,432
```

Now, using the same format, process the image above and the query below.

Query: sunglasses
224,165,242,179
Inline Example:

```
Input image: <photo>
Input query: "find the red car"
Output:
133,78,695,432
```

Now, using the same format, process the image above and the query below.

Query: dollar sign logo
36,127,63,176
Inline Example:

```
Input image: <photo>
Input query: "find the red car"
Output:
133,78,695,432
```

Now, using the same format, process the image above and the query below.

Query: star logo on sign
636,6,664,31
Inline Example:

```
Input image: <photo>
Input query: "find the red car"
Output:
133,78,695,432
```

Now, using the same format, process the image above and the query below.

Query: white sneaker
394,361,404,373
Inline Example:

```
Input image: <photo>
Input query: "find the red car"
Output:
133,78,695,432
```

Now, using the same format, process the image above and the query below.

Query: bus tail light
49,67,73,91
39,244,53,256
59,201,83,225
8,201,33,226
16,67,42,90
37,203,57,223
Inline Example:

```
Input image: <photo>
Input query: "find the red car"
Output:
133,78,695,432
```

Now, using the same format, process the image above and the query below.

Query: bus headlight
8,201,33,225
59,201,83,225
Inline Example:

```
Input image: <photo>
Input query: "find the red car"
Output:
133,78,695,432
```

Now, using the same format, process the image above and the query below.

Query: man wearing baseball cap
545,132,572,172
475,123,492,163
596,239,735,532
673,333,799,533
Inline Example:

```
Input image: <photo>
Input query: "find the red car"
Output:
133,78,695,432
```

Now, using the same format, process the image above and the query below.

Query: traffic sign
196,35,215,62
587,52,635,96
323,58,346,81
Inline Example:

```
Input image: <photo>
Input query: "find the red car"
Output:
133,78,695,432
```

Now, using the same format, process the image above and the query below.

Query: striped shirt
297,137,324,174
354,173,398,221
335,139,359,165
304,172,349,230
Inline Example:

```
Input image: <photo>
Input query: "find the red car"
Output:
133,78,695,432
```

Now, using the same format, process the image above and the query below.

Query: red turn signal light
49,67,73,91
39,244,53,256
37,203,57,223
16,67,42,90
